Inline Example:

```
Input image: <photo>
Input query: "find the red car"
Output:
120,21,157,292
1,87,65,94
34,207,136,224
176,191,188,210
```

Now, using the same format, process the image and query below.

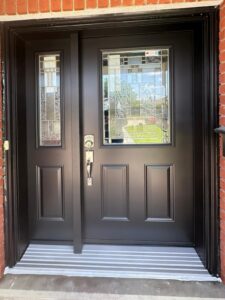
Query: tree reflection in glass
102,49,170,145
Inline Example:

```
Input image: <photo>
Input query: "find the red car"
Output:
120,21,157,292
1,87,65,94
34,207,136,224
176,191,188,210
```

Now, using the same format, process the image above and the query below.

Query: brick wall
0,37,4,278
220,0,225,283
0,0,221,16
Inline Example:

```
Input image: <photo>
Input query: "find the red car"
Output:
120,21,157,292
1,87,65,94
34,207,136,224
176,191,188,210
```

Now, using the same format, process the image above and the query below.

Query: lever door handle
86,150,94,186
87,159,92,179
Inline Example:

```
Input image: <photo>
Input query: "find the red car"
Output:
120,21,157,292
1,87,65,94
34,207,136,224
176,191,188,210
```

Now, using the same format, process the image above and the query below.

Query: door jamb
2,8,219,275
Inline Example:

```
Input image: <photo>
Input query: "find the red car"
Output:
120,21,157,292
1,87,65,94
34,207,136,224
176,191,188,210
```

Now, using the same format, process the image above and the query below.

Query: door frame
2,7,219,276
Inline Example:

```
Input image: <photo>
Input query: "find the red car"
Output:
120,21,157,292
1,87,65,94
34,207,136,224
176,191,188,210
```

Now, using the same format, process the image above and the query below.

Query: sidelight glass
102,48,171,145
38,53,61,146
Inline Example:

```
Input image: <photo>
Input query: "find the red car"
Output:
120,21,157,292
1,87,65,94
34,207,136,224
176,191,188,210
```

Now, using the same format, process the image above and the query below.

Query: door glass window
38,54,61,147
102,48,171,145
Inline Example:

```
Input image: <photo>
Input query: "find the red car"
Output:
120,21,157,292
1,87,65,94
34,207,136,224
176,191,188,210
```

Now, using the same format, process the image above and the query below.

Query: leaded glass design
38,54,61,146
102,49,171,145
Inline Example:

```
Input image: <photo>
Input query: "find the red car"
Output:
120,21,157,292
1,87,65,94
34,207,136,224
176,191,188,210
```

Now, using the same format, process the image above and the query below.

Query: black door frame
2,7,219,276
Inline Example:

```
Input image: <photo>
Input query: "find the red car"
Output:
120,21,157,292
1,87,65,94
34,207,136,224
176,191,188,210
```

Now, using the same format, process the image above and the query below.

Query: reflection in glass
38,54,61,146
102,49,170,145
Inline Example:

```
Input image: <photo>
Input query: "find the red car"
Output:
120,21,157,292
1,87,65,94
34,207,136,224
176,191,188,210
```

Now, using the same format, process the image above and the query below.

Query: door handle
87,159,92,181
86,150,94,186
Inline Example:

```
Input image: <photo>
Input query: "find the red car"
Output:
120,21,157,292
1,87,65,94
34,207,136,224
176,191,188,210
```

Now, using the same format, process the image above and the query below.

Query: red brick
220,73,225,84
220,164,225,173
98,0,108,7
220,83,225,95
220,192,225,202
135,0,144,4
148,0,158,3
221,238,225,249
220,202,225,212
28,0,38,12
221,17,225,32
122,0,133,5
86,0,97,8
0,0,4,15
220,84,225,95
220,104,225,116
220,175,225,189
221,234,225,243
74,0,84,9
222,198,225,210
220,166,225,179
39,0,50,12
219,39,225,52
220,95,225,105
63,0,73,10
220,206,225,218
171,0,182,3
51,0,61,11
17,0,27,14
220,5,225,20
111,0,121,6
220,62,225,75
220,29,225,42
6,0,16,15
219,149,225,161
221,221,225,234
158,0,171,3
220,150,225,162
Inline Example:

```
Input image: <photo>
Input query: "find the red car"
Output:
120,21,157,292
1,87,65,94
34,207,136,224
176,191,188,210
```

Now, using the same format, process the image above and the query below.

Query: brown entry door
26,38,73,241
82,31,194,245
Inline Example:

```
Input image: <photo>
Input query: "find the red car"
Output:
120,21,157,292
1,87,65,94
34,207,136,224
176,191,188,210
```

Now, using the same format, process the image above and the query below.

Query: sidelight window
38,53,62,147
102,48,171,145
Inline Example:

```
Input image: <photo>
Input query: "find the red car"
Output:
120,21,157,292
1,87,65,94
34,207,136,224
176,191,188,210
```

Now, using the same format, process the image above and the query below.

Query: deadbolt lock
84,135,94,149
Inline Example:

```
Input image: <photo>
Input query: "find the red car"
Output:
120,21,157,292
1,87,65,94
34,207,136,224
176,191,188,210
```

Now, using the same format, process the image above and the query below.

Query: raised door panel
101,165,129,221
145,165,174,222
36,166,64,220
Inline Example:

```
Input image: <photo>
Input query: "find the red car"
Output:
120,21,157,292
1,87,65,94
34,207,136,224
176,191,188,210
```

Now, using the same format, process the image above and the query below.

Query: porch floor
5,244,219,281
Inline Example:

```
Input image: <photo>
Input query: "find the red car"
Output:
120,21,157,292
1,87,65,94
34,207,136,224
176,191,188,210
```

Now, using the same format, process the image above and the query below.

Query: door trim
2,8,219,276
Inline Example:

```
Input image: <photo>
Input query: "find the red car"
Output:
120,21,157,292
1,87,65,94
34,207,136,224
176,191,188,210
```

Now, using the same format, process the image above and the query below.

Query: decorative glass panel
102,48,171,145
38,54,61,146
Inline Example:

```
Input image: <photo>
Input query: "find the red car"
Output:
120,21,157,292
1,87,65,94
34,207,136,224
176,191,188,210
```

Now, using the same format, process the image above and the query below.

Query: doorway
4,10,219,275
25,29,193,246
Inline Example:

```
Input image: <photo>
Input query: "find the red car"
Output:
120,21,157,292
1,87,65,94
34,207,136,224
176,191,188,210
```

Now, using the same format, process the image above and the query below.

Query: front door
82,30,193,245
26,29,194,246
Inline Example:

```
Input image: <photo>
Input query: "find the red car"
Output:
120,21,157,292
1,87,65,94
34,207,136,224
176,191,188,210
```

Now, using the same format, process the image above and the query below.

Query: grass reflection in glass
126,124,164,144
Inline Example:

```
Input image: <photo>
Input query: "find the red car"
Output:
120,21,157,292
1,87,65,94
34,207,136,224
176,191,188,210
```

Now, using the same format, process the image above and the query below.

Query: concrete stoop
0,275,225,299
0,290,225,300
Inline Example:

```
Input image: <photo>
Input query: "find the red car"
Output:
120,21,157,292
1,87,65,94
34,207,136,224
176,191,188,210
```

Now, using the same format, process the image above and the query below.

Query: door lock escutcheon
84,135,94,149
